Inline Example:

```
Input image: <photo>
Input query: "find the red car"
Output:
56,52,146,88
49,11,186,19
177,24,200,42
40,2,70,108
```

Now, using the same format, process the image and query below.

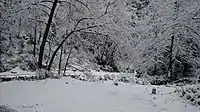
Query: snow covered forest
0,0,200,112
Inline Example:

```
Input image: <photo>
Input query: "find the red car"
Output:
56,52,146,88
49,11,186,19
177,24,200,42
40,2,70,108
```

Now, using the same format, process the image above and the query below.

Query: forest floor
0,75,200,112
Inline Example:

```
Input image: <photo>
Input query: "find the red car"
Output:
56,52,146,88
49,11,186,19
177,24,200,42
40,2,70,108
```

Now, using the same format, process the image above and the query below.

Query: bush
0,105,18,112
146,54,197,83
176,85,200,106
36,69,52,79
19,54,37,71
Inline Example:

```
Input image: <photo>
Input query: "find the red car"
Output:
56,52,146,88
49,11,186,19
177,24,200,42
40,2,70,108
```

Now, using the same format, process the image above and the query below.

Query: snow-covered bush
0,54,37,72
19,54,37,71
36,69,53,79
146,75,170,85
117,73,150,85
176,85,200,106
1,56,20,72
66,70,150,85
0,105,18,112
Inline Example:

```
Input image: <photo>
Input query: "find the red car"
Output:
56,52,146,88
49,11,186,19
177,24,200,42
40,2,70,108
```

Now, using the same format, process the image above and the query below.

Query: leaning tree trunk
47,23,97,71
38,0,58,69
47,31,74,71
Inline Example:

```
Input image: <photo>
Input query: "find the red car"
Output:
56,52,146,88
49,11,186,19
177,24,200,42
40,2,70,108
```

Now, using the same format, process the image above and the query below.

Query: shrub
0,105,18,112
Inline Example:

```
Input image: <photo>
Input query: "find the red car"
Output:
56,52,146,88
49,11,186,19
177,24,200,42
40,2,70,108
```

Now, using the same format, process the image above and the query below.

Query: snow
0,77,199,112
0,67,35,78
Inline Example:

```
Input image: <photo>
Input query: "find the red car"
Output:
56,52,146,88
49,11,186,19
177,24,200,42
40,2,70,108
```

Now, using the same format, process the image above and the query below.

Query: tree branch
40,0,54,3
34,7,50,16
74,0,91,12
98,0,117,18
74,25,97,32
35,3,52,10
184,25,200,38
28,18,48,25
73,17,93,30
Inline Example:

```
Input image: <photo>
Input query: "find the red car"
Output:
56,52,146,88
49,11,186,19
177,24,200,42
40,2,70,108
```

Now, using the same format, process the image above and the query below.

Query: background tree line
0,0,200,83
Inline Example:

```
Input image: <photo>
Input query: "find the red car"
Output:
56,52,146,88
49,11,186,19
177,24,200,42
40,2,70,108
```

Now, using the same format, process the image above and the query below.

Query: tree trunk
154,55,157,75
100,39,108,65
47,23,96,71
18,17,21,36
38,29,42,45
38,0,58,69
46,41,51,64
47,31,74,71
58,45,63,75
33,23,37,57
63,46,73,76
168,36,174,79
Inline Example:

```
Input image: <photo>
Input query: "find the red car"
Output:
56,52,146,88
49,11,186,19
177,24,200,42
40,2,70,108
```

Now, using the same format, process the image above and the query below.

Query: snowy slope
0,77,199,112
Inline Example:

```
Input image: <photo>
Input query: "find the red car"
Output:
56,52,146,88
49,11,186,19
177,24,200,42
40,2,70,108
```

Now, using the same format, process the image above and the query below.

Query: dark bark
33,24,37,57
38,0,58,69
63,46,73,76
154,63,157,75
47,25,97,71
38,29,42,44
47,31,74,71
46,41,51,64
154,56,157,75
168,36,174,79
18,17,21,36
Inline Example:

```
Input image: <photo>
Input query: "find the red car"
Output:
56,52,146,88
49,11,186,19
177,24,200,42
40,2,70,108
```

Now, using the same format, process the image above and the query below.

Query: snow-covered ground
0,77,199,112
0,67,35,78
0,66,149,85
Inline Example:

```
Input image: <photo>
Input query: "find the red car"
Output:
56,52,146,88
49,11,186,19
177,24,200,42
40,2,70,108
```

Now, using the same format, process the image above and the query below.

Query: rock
197,101,200,105
191,88,197,93
190,98,194,102
184,93,191,100
11,71,17,74
114,81,118,86
152,87,156,94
